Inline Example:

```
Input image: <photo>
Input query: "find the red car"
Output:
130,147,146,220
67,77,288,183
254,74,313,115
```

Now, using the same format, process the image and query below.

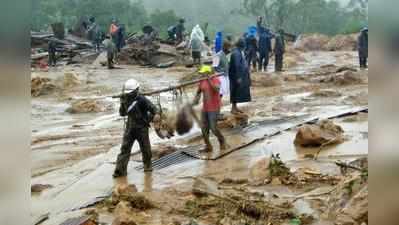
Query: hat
199,65,213,75
124,79,140,92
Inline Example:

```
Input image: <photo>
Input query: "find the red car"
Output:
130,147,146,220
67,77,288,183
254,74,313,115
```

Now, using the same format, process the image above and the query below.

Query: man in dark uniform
113,79,160,178
358,27,368,69
245,33,258,71
258,28,272,72
175,18,186,44
274,29,285,72
48,39,57,67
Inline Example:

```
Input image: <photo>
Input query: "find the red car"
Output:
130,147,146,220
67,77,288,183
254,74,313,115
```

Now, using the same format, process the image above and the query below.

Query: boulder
294,120,344,147
31,77,56,97
112,201,137,225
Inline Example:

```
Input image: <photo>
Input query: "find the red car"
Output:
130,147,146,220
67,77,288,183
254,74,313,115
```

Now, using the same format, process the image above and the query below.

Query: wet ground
31,50,368,225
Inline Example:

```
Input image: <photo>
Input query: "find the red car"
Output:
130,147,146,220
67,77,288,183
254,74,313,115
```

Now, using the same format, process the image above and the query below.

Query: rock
64,72,81,88
112,201,137,225
31,77,56,97
294,120,344,147
271,177,283,185
31,184,53,193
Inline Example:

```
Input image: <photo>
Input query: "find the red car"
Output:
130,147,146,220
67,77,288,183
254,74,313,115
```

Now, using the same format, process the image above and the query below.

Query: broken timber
111,73,223,98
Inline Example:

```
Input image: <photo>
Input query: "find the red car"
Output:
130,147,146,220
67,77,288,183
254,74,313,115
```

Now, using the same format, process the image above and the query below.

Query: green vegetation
31,0,368,37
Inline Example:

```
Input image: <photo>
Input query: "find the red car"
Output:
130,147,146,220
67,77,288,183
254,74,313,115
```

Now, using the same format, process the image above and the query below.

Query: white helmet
124,79,140,92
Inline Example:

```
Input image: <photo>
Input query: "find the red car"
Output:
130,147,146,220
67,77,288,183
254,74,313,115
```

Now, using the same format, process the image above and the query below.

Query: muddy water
31,51,368,224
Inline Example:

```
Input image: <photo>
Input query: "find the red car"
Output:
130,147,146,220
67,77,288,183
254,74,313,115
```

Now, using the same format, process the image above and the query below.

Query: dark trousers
201,112,225,148
107,53,114,69
114,127,152,175
48,52,56,66
258,53,270,71
359,56,368,68
246,51,257,70
275,54,283,72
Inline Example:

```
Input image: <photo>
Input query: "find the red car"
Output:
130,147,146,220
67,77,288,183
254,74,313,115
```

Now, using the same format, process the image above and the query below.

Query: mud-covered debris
333,70,367,86
66,99,112,114
31,184,53,193
335,186,368,225
294,120,344,147
176,105,194,135
112,201,137,225
64,72,81,88
114,184,138,197
218,113,249,129
336,65,358,73
251,73,283,87
325,34,358,51
269,154,291,178
31,77,56,97
84,209,99,223
344,91,369,106
59,216,97,225
325,171,368,225
294,34,330,51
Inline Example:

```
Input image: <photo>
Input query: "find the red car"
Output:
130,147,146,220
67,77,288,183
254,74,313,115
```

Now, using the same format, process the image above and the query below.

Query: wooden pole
111,73,223,98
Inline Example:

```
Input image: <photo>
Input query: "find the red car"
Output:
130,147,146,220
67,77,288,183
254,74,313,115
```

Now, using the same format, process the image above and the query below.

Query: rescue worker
48,39,57,67
245,31,258,71
109,19,119,48
190,31,202,65
358,27,368,69
113,79,160,177
87,17,101,52
167,25,177,41
258,29,272,72
193,66,227,152
229,39,251,114
175,18,186,44
274,29,285,72
102,35,116,69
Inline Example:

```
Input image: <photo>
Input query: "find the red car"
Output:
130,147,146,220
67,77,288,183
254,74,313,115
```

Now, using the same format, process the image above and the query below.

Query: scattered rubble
333,70,367,86
31,77,57,97
294,120,345,147
311,89,342,98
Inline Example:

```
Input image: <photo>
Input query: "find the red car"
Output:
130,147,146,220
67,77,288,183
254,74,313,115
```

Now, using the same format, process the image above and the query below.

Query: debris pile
118,32,185,67
31,31,95,67
325,33,358,51
31,77,57,97
294,120,345,147
294,33,359,52
294,34,330,51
